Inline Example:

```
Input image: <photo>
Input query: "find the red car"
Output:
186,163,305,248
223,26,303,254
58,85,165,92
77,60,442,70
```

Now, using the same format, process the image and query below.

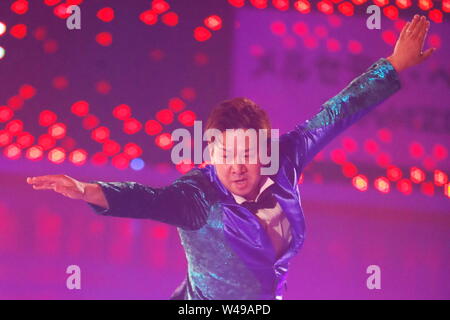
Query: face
209,130,264,201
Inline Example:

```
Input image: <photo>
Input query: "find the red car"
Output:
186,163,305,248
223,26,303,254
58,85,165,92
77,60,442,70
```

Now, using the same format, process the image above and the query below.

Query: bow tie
241,187,277,214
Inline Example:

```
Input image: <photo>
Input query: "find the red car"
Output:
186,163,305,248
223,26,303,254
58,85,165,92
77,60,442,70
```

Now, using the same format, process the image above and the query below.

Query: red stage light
422,156,435,171
66,0,84,5
150,225,169,240
376,152,391,168
434,170,448,186
124,143,143,159
152,0,170,14
4,144,21,160
0,106,14,122
6,119,23,135
26,145,44,161
103,139,121,156
315,25,328,37
10,24,27,39
11,0,28,15
38,134,56,150
91,152,108,166
123,118,142,134
341,137,357,152
338,2,354,16
382,30,396,46
374,177,390,193
428,9,443,23
194,27,212,42
348,40,362,54
377,128,392,143
373,0,389,6
7,96,23,110
19,84,36,99
48,123,66,139
112,153,130,170
419,0,433,10
43,39,58,54
228,0,245,7
352,174,368,192
61,136,76,151
326,38,341,52
178,110,196,127
330,149,346,164
432,144,447,160
342,162,358,178
169,97,186,112
91,126,110,143
96,32,113,47
52,76,69,90
294,0,311,13
428,34,441,49
387,165,402,181
396,0,412,9
54,3,71,19
140,10,158,25
194,52,209,65
397,178,412,195
421,182,434,196
251,0,269,9
443,0,450,12
410,167,426,183
82,114,99,130
145,120,163,136
270,21,287,36
162,12,179,27
204,15,223,31
16,132,34,148
97,7,114,22
176,159,195,174
383,5,399,20
364,139,379,154
273,0,290,11
48,147,66,164
409,141,424,158
180,88,196,101
44,0,61,6
293,22,308,37
317,0,334,14
69,149,88,166
71,100,89,117
303,36,318,49
113,104,132,120
95,80,111,94
155,133,173,150
0,130,13,146
156,109,174,125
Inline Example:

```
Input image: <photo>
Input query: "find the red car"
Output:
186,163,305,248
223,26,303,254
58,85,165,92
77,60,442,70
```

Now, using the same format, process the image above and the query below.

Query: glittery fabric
86,58,401,300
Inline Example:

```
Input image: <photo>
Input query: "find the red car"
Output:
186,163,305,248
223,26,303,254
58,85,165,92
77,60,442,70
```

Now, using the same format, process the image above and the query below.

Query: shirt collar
231,177,275,205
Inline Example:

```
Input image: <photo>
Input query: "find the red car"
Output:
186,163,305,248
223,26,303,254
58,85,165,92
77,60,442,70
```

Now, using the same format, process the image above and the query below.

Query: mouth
232,178,248,188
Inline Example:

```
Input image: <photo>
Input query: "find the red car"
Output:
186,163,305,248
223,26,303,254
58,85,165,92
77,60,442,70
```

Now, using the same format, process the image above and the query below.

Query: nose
230,163,246,175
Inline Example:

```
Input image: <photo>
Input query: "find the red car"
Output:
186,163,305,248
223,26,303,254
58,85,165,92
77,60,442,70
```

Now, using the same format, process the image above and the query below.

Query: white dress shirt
231,177,293,259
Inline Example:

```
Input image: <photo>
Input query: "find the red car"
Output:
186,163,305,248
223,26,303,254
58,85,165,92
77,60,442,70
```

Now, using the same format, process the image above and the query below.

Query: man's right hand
26,174,87,200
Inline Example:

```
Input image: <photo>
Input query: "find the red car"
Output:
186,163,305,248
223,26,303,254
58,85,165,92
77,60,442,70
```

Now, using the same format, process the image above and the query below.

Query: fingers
406,14,421,36
412,16,427,40
27,174,61,185
421,47,436,61
399,21,410,40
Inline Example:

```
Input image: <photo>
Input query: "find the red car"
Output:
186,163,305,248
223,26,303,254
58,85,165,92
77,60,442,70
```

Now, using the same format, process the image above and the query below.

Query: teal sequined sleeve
280,57,401,183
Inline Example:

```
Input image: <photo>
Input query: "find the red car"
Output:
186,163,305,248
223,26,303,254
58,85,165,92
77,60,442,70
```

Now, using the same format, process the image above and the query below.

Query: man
27,15,435,299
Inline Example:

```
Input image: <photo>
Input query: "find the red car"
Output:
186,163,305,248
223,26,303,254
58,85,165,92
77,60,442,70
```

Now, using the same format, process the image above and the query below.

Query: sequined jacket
87,58,401,300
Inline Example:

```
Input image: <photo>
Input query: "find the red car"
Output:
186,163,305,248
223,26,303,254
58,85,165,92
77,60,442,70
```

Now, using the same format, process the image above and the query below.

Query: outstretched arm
27,171,212,230
279,15,435,184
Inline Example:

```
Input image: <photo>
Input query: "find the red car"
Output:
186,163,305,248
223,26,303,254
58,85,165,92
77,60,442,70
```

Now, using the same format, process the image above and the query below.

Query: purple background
0,1,449,299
